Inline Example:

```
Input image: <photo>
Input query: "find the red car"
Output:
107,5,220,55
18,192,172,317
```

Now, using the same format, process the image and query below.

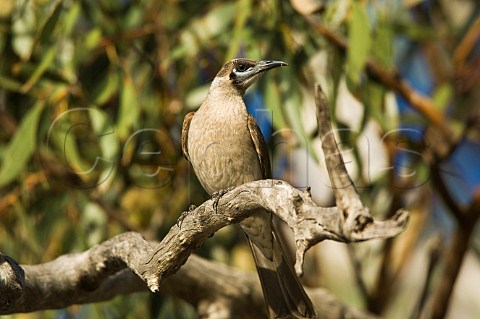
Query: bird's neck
201,80,247,118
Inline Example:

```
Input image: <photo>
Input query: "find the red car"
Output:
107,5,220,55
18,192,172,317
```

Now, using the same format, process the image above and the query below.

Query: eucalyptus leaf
346,1,371,85
12,1,36,60
0,103,44,187
117,75,140,140
63,1,81,36
0,75,23,92
432,83,453,113
37,1,63,45
372,17,393,69
226,0,251,60
264,80,287,130
283,80,319,162
21,46,57,93
91,70,119,105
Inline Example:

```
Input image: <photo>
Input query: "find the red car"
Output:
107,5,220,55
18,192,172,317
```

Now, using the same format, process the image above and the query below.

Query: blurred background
0,0,479,318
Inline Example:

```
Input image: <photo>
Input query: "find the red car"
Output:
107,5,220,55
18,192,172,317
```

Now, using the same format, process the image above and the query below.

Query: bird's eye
236,64,248,72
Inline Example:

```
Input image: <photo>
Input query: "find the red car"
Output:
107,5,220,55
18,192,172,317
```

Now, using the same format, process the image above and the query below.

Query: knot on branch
0,254,24,310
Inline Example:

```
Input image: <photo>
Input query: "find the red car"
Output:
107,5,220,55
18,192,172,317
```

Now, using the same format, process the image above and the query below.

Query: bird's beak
231,59,288,94
254,60,288,74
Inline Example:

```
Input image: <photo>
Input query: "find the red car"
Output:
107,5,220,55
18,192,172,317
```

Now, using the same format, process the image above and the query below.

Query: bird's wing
247,114,272,179
181,111,195,162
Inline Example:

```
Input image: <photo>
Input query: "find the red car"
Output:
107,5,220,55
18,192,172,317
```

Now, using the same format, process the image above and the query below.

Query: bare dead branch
1,179,406,316
1,234,379,319
314,85,370,231
142,179,407,285
314,84,407,243
0,232,150,313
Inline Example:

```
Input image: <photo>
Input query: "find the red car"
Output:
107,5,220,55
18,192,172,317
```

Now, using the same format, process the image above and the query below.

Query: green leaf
185,84,210,110
283,83,319,163
61,120,92,174
85,28,103,50
346,1,371,85
116,75,140,140
91,70,119,105
81,202,107,246
63,1,81,36
372,17,393,69
196,2,236,41
12,1,36,60
37,1,63,45
89,107,118,190
89,108,117,160
0,103,44,187
174,2,236,60
362,80,385,129
21,46,57,93
226,0,251,60
264,80,287,130
0,75,23,92
432,83,453,113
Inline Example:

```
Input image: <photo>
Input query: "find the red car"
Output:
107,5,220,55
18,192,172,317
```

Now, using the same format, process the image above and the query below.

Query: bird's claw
177,205,197,228
212,187,235,211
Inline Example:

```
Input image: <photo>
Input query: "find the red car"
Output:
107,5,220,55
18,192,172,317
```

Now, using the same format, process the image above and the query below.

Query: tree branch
0,232,150,313
1,233,379,319
142,179,408,285
429,191,480,319
1,178,407,316
314,85,407,241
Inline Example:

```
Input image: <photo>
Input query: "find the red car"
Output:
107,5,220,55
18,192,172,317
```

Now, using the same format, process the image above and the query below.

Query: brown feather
247,114,272,179
181,111,195,162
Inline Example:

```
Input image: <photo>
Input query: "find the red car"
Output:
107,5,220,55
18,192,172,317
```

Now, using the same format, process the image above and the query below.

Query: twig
453,16,480,68
429,192,480,319
347,245,370,300
431,162,467,223
412,233,443,319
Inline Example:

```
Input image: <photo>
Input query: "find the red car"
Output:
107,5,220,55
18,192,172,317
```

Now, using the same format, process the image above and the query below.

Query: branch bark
315,85,371,234
429,191,480,319
142,179,408,285
1,178,407,317
1,233,379,319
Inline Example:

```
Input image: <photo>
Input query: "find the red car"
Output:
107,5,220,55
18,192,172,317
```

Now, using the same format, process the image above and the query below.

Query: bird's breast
188,110,263,195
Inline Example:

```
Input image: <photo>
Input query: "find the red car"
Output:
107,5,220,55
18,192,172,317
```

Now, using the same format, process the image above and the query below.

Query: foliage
1,0,479,318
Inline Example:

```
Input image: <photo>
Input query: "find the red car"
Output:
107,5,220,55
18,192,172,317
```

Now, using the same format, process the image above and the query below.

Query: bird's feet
177,204,197,228
212,187,235,211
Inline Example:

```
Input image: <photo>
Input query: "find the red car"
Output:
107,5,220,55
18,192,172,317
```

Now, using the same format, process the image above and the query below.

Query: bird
182,58,316,318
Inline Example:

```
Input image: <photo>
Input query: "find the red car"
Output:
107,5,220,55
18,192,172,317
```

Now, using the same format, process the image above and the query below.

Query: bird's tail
242,214,316,319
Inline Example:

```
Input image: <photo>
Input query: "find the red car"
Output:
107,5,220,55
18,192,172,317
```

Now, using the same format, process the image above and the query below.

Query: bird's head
212,58,287,94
